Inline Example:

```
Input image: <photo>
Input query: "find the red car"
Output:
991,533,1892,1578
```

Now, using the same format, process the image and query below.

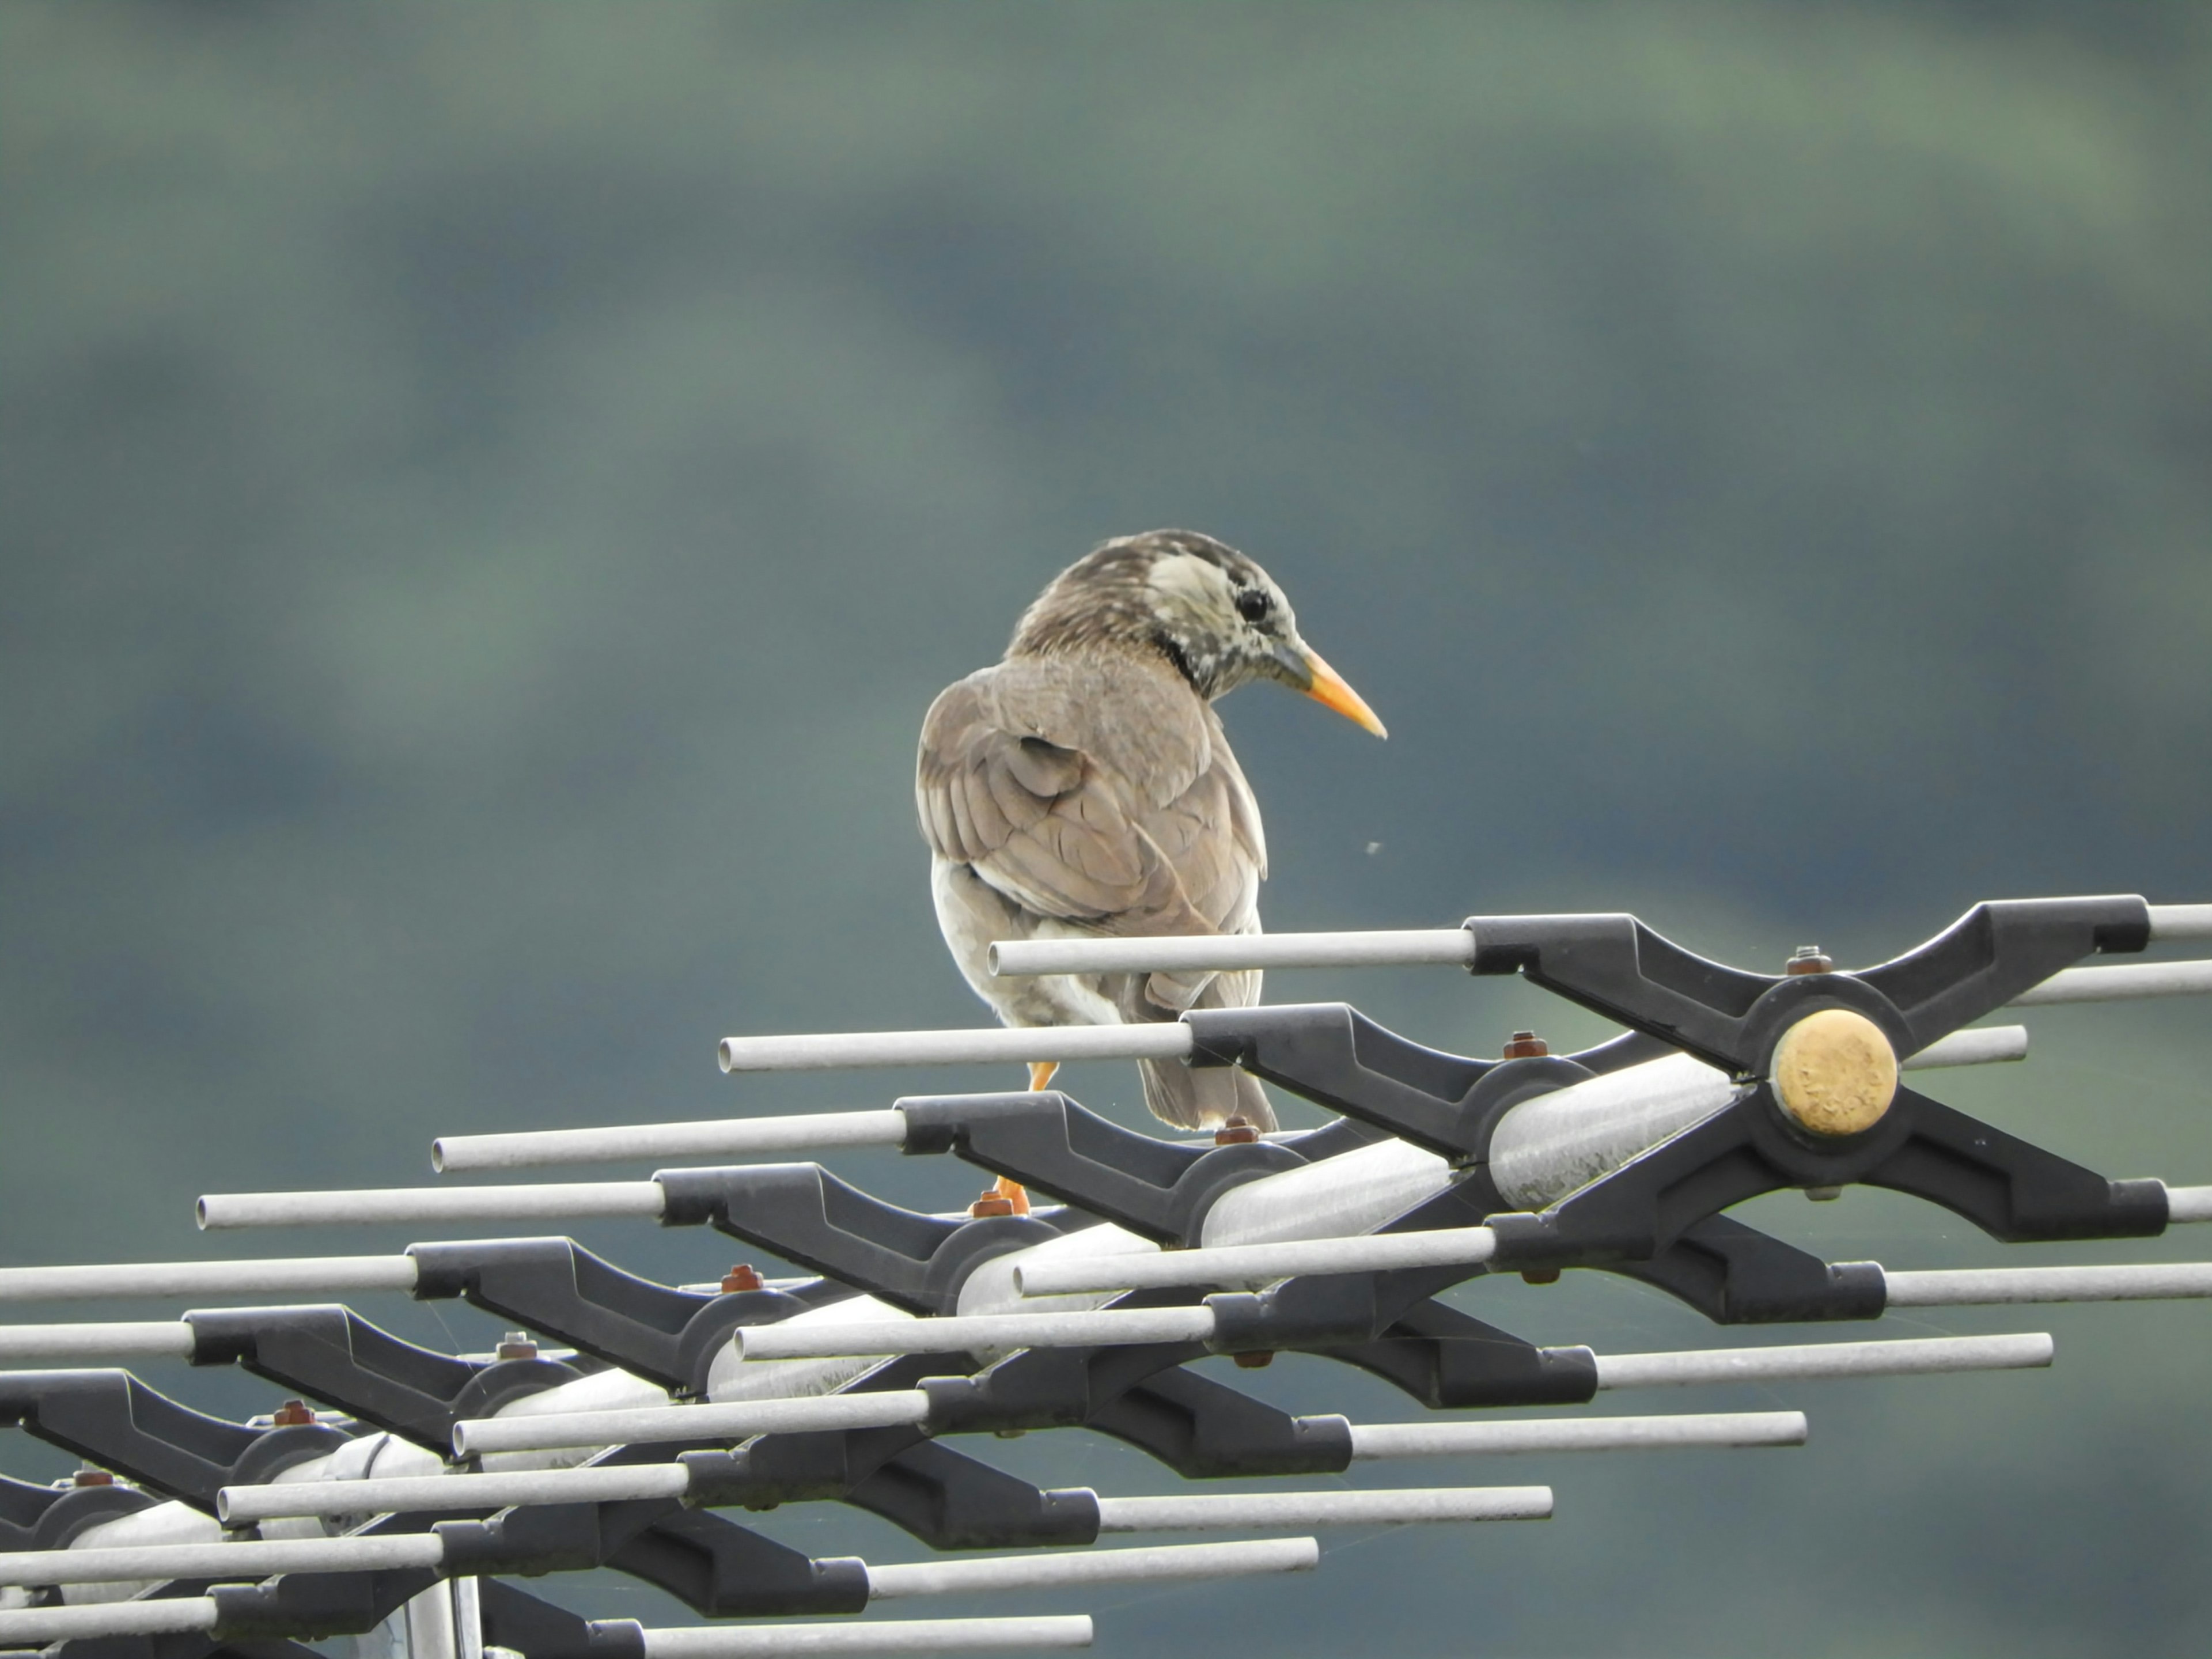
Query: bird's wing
916,657,1266,950
918,669,1211,934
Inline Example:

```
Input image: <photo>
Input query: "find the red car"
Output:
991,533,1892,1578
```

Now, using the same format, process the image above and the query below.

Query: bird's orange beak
1296,645,1388,738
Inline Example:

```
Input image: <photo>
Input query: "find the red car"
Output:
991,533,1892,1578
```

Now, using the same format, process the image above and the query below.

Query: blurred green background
4,4,2209,1654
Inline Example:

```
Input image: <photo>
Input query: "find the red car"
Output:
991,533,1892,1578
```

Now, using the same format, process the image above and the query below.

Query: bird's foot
1027,1060,1059,1092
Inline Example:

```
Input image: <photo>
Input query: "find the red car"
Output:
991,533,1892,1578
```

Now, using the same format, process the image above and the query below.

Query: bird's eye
1235,588,1272,624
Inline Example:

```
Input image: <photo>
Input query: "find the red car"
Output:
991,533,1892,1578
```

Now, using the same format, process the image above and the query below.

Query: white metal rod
0,1255,419,1306
863,1537,1317,1600
2167,1186,2212,1224
0,1321,195,1362
2148,903,2212,942
1904,1025,2028,1069
1883,1263,2212,1305
717,1024,1190,1075
1594,1332,2052,1389
0,1597,219,1645
734,1306,1219,1362
454,1389,933,1457
2010,959,2212,1005
637,1617,1093,1658
1346,1410,1808,1459
0,1533,446,1587
990,930,1475,978
434,1111,906,1174
1014,1228,1497,1297
196,1182,666,1232
1093,1486,1551,1532
217,1462,689,1524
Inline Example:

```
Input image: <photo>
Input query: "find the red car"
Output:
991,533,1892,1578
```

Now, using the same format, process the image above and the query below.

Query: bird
915,529,1385,1194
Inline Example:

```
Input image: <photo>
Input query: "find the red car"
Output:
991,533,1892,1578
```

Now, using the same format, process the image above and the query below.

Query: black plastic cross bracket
897,1092,1370,1242
182,1306,585,1450
683,1431,1101,1550
1182,1003,1676,1160
1464,895,2150,1075
0,1472,161,1552
0,1371,348,1511
432,1487,871,1617
654,1164,1090,1313
1484,1081,2169,1272
406,1238,852,1395
479,1581,649,1659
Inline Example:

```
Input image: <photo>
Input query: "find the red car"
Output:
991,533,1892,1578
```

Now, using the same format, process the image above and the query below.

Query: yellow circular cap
1771,1007,1898,1137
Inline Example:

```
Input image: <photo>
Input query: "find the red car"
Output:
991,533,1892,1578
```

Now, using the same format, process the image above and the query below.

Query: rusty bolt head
1214,1115,1260,1146
495,1334,539,1362
1519,1267,1562,1286
71,1468,115,1487
721,1264,765,1294
1502,1031,1549,1059
270,1399,317,1427
1785,946,1833,976
968,1191,1016,1218
1232,1350,1277,1369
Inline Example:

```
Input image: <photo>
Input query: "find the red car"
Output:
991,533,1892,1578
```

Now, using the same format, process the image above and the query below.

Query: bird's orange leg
988,1062,1060,1217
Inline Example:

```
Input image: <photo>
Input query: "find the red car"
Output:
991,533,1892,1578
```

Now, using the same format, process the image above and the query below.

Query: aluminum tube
1015,1228,1497,1297
717,1024,1188,1075
734,1306,1218,1362
1488,1054,1745,1212
1198,1138,1454,1249
1883,1263,2212,1305
1594,1332,2053,1390
2010,959,2212,1005
218,1463,689,1524
1094,1486,1551,1532
1347,1410,1808,1459
0,1597,218,1645
637,1616,1094,1658
2166,1186,2212,1224
0,1256,419,1306
1904,1025,2028,1069
196,1182,665,1231
990,930,1475,978
433,1112,906,1174
2148,903,2212,942
1,1533,446,1588
863,1537,1318,1600
0,1321,194,1362
455,1389,932,1457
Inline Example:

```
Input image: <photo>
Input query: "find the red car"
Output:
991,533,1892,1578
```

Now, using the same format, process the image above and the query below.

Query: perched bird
916,529,1385,1157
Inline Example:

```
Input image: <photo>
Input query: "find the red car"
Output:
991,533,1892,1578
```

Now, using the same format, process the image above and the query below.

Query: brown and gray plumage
916,530,1386,1131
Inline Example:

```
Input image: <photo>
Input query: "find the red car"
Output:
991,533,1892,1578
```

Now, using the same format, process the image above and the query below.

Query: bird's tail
1138,1056,1278,1132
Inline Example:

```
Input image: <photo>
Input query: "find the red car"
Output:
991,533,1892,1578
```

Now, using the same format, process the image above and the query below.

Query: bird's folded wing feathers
916,666,1263,953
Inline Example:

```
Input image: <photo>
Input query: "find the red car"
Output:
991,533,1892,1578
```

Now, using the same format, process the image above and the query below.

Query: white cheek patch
1144,553,1234,625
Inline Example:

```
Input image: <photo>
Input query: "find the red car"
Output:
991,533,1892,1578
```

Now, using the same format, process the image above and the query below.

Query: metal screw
1214,1115,1260,1146
71,1468,115,1487
968,1190,1016,1218
495,1333,539,1361
1785,946,1834,976
1232,1350,1276,1369
1502,1031,1549,1059
270,1399,316,1427
1520,1267,1562,1286
1804,1185,1844,1202
721,1264,765,1294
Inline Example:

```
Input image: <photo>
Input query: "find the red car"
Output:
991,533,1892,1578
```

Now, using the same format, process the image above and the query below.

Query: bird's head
1009,529,1387,737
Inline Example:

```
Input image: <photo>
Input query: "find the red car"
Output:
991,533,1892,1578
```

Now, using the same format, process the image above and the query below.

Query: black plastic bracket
183,1305,585,1450
0,1371,349,1511
654,1163,1091,1313
0,1472,162,1552
406,1237,852,1395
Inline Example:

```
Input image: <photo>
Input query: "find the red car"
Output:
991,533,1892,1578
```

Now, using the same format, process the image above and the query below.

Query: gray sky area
4,6,2209,1655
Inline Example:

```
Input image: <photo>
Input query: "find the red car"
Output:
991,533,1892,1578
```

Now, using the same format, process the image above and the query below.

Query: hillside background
5,6,2209,1654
